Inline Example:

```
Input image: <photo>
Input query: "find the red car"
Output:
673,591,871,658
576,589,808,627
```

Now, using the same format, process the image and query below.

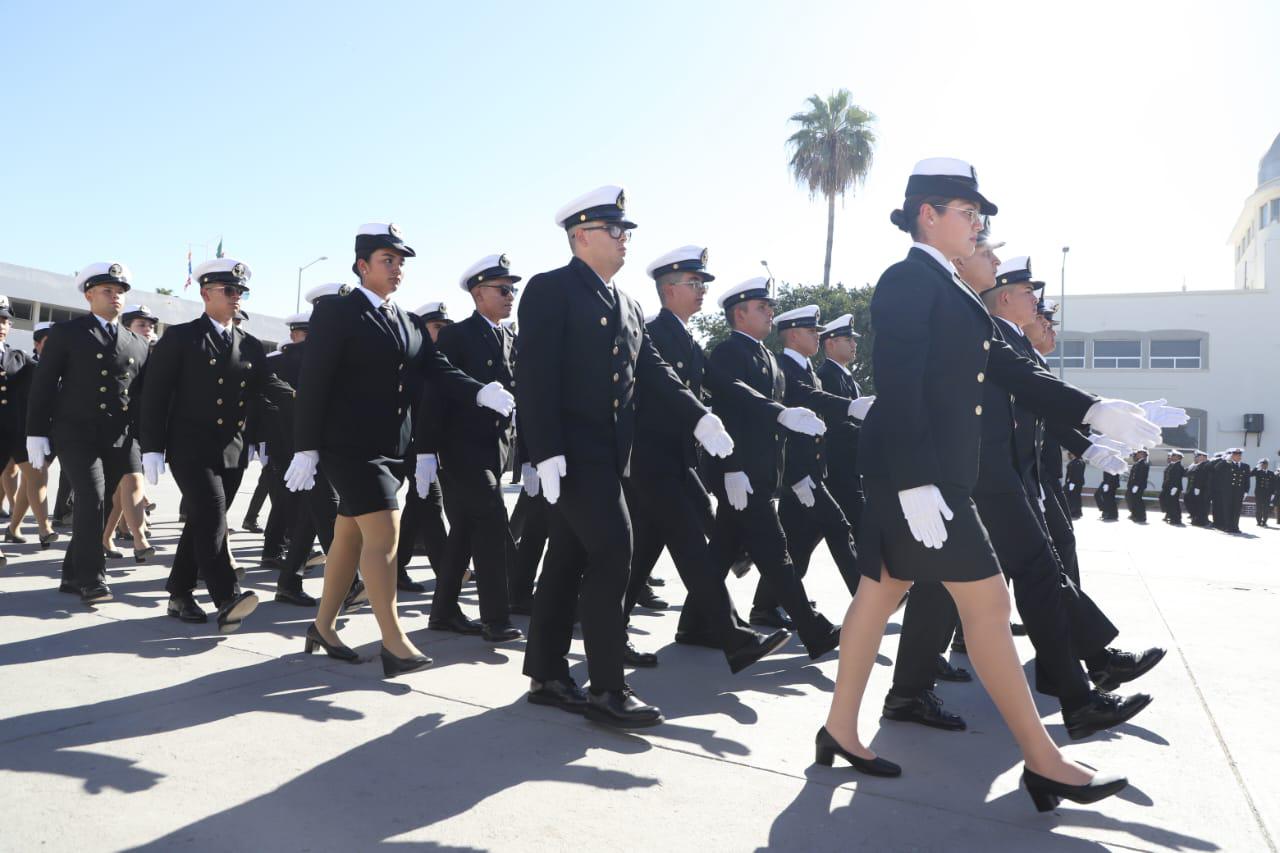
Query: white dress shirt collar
826,358,851,376
782,347,810,370
358,286,394,310
995,315,1026,338
205,314,232,336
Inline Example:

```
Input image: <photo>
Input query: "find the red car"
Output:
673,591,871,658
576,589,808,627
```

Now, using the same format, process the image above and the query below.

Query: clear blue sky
2,0,1277,321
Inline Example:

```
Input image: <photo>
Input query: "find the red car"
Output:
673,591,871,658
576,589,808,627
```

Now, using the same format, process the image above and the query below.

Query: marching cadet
754,304,870,626
27,262,149,602
395,301,453,594
622,245,824,672
1096,471,1120,520
417,254,524,643
7,321,59,549
140,259,293,631
1186,450,1212,526
284,224,513,676
1250,458,1274,526
1064,454,1086,519
0,299,40,563
677,278,843,659
816,313,867,532
1125,449,1149,523
515,186,737,728
1159,450,1186,525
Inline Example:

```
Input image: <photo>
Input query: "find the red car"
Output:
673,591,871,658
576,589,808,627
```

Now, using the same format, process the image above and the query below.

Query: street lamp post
1059,246,1070,379
296,256,327,312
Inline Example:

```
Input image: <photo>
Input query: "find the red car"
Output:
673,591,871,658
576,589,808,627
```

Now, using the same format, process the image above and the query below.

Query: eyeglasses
935,205,985,227
670,279,709,293
205,284,248,299
479,284,519,297
580,224,633,241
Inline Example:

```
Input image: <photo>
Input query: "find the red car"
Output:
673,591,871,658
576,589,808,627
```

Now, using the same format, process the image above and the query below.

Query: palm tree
786,90,877,286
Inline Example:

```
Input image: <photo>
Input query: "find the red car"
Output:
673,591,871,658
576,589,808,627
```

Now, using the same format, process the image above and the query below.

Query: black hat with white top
75,261,133,293
194,258,252,290
717,276,774,310
354,223,416,275
992,256,1045,291
646,245,715,282
904,157,998,215
555,185,636,230
459,254,521,292
774,304,823,331
414,301,452,324
819,312,859,340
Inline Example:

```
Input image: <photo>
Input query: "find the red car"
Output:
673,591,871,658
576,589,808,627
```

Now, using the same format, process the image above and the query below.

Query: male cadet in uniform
679,278,844,660
515,186,737,728
1250,458,1275,526
751,305,870,626
27,263,149,603
1220,448,1250,533
1185,451,1210,526
1159,450,1186,525
396,301,452,593
418,254,523,643
1096,470,1121,519
1065,453,1087,518
621,245,825,672
815,313,867,532
1126,449,1150,523
141,259,293,631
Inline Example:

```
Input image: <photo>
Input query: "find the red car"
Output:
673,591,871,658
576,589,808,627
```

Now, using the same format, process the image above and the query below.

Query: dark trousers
57,441,132,590
623,464,752,653
244,469,271,524
826,472,865,539
1187,487,1210,526
1064,482,1084,518
53,466,74,519
759,482,859,611
682,490,826,649
1095,485,1118,519
279,466,338,587
1257,491,1273,525
397,474,449,574
522,461,632,691
1160,490,1183,524
974,489,1094,706
508,490,547,602
1040,485,1081,588
891,581,957,698
167,460,240,606
432,463,513,624
1125,486,1147,521
261,465,292,559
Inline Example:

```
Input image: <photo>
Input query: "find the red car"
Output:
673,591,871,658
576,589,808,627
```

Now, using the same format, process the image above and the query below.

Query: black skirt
321,452,404,517
857,475,1001,583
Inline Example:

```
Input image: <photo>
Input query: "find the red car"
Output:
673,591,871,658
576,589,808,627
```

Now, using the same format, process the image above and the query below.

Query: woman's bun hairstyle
889,208,910,232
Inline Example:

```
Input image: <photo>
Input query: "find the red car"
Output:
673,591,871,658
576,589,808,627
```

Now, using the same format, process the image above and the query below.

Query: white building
1048,132,1280,485
0,261,288,350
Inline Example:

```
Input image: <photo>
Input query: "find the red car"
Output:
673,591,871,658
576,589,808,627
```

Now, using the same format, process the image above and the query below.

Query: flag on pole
215,237,224,258
185,246,193,289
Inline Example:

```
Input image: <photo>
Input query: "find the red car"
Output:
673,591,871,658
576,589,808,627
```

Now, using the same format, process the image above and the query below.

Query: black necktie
106,323,117,343
222,329,232,349
379,304,403,349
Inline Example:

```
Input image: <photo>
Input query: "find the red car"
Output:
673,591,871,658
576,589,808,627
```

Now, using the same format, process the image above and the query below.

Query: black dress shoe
275,585,317,607
428,611,484,635
509,597,534,616
622,640,658,667
749,606,794,630
935,655,972,682
730,555,754,578
1063,691,1152,740
242,520,264,534
304,623,359,662
482,622,523,642
58,581,79,594
102,546,124,560
1023,767,1127,812
527,677,589,714
1010,622,1028,636
81,584,113,604
635,586,668,610
802,619,842,661
585,686,663,728
1089,646,1166,692
813,727,901,777
167,596,208,623
727,629,791,674
882,690,966,731
216,591,260,633
396,572,426,593
646,575,666,587
675,629,722,649
381,647,432,677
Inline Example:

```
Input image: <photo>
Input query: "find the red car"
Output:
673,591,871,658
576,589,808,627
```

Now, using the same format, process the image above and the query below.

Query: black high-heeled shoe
134,545,156,563
304,624,360,663
39,531,59,549
813,727,901,777
103,546,124,559
380,646,432,678
5,531,27,544
1022,767,1128,812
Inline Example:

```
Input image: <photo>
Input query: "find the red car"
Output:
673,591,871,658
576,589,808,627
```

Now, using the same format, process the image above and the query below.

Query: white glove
693,412,735,458
724,471,753,511
476,381,515,417
791,475,816,507
1090,434,1132,456
536,455,567,505
848,395,876,420
520,462,540,496
247,444,257,464
257,442,268,466
414,454,438,498
1171,487,1179,496
898,485,954,550
284,450,319,492
1067,483,1076,491
1084,399,1162,450
1082,443,1128,475
1101,484,1110,493
26,436,51,471
1138,399,1190,428
142,452,165,486
1194,488,1201,495
1130,485,1140,494
777,407,826,436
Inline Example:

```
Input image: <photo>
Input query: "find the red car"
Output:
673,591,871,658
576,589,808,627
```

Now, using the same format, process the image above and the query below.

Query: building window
1150,339,1202,369
1272,198,1280,224
1263,204,1270,229
1045,339,1085,369
39,305,89,323
1093,339,1140,369
1161,408,1205,451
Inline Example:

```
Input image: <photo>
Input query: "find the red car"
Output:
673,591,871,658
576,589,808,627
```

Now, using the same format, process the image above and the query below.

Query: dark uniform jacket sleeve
25,326,69,438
